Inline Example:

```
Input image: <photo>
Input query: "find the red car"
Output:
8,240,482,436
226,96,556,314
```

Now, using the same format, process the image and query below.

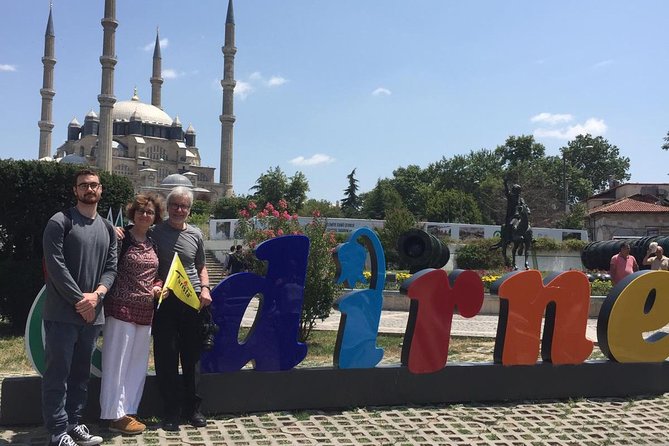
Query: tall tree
560,134,630,194
424,189,482,224
340,168,361,217
300,199,342,218
250,166,288,206
286,171,310,212
360,179,404,220
662,131,669,151
389,165,429,218
495,135,546,168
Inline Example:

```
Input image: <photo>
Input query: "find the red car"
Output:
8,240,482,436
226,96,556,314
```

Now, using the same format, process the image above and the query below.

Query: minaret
38,5,56,159
150,29,163,109
219,0,236,195
96,0,118,172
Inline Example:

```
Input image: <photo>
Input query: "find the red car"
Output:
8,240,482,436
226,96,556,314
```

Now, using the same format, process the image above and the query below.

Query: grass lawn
1,320,608,376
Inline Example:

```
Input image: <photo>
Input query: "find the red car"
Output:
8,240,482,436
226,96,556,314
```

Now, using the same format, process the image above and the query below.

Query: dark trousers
42,320,101,435
153,294,203,418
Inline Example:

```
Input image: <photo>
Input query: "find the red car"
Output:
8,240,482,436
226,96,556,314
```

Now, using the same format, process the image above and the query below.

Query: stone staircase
205,250,227,288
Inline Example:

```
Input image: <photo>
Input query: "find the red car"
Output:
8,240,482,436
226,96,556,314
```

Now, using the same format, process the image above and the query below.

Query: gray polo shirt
42,207,117,325
150,222,205,293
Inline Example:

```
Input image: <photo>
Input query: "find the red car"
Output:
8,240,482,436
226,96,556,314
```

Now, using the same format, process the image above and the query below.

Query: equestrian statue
490,179,533,269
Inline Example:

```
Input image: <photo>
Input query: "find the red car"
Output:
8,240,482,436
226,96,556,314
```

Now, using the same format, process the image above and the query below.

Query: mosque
37,0,237,200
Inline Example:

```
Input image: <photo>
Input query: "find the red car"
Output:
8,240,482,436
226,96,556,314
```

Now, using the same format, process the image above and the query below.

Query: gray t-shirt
42,207,118,325
150,222,205,292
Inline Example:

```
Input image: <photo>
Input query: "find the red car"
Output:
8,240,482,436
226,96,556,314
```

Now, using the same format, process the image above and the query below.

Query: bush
0,160,133,331
590,279,612,296
532,237,561,252
562,238,588,252
455,238,506,270
235,201,341,341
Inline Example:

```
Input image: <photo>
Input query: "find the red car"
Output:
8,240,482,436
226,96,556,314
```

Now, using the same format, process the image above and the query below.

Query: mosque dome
160,173,193,188
113,91,172,125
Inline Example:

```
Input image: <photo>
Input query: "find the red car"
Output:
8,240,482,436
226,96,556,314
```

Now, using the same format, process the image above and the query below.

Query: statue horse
491,201,533,270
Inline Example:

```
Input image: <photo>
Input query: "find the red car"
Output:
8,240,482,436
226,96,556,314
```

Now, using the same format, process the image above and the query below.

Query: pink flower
257,211,267,218
248,201,257,210
272,210,280,218
281,210,290,220
277,228,284,236
313,210,321,218
239,209,249,218
278,199,288,210
291,213,299,221
265,203,275,212
265,229,276,238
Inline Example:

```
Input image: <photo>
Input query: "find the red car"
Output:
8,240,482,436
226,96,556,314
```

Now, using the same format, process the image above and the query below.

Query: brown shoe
109,415,146,435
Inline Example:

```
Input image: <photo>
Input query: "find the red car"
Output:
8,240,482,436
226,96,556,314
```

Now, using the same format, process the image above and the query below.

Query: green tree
300,199,342,218
341,168,361,217
250,166,288,206
560,134,630,194
211,195,252,219
360,179,404,220
495,135,546,168
250,166,309,212
285,171,310,212
190,199,211,216
555,203,587,230
424,189,482,224
389,165,429,218
662,131,669,151
378,207,417,269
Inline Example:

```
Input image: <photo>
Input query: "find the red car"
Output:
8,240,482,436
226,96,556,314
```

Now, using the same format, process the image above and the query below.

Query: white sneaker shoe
67,424,103,446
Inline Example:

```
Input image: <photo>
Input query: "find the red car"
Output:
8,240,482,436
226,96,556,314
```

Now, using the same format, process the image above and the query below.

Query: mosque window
113,164,131,176
147,145,167,161
198,173,208,182
158,167,171,179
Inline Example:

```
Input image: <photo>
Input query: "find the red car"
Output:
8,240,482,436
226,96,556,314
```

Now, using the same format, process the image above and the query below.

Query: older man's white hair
167,186,194,207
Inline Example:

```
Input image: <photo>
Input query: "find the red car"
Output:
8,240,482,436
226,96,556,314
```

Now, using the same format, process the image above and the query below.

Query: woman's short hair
126,193,165,225
166,186,194,208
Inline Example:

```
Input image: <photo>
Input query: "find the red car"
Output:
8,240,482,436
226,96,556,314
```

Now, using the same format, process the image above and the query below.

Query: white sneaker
67,424,103,446
48,433,77,446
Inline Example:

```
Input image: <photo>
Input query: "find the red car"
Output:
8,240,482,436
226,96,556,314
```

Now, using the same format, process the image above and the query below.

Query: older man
643,245,669,271
150,186,212,431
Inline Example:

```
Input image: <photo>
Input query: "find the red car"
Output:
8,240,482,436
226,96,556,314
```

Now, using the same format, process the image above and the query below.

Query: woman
100,193,165,434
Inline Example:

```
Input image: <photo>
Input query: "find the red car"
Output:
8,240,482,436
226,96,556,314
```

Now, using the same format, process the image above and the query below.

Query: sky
1,1,668,203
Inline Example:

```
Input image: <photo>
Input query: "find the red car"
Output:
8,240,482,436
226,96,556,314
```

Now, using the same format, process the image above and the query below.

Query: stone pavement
2,310,667,445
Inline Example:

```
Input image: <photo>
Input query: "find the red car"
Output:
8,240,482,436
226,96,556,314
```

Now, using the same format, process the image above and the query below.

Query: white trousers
99,316,151,420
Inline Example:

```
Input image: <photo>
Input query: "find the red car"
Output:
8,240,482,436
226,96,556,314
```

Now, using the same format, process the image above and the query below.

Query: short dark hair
73,168,100,186
236,244,242,251
126,193,165,225
621,242,631,250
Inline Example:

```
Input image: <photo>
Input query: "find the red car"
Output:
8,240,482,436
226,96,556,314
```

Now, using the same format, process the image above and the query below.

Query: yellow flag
160,252,200,311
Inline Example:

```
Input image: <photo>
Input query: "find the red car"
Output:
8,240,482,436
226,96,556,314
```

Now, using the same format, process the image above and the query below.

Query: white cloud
234,80,254,99
372,87,392,96
289,154,335,166
142,38,169,52
162,69,179,79
530,112,573,125
534,118,608,140
249,71,263,81
593,59,613,69
267,76,287,87
0,64,17,72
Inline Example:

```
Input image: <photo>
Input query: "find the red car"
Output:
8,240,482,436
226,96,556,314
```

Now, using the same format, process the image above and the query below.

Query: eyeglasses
169,203,191,211
137,208,156,216
77,182,101,191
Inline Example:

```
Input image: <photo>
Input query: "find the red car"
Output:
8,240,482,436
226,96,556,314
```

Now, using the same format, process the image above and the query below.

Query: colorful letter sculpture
400,269,484,374
333,227,386,368
491,270,593,365
201,235,310,372
598,270,669,363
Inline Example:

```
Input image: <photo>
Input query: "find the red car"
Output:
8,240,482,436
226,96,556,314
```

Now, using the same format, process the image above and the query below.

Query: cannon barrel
397,229,450,274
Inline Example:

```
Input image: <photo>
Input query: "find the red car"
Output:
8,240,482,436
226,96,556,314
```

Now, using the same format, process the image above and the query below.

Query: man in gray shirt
42,169,117,446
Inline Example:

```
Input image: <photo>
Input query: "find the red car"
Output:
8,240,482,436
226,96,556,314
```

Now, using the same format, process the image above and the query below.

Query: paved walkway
2,310,665,445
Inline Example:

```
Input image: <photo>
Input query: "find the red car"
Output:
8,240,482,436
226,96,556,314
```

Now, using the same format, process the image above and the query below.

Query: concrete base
4,361,669,426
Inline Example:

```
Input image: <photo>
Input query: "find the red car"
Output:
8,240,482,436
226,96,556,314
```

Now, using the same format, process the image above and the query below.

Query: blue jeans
42,320,101,435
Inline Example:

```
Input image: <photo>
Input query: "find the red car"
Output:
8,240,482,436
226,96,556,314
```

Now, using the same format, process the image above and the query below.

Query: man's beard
78,193,100,204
